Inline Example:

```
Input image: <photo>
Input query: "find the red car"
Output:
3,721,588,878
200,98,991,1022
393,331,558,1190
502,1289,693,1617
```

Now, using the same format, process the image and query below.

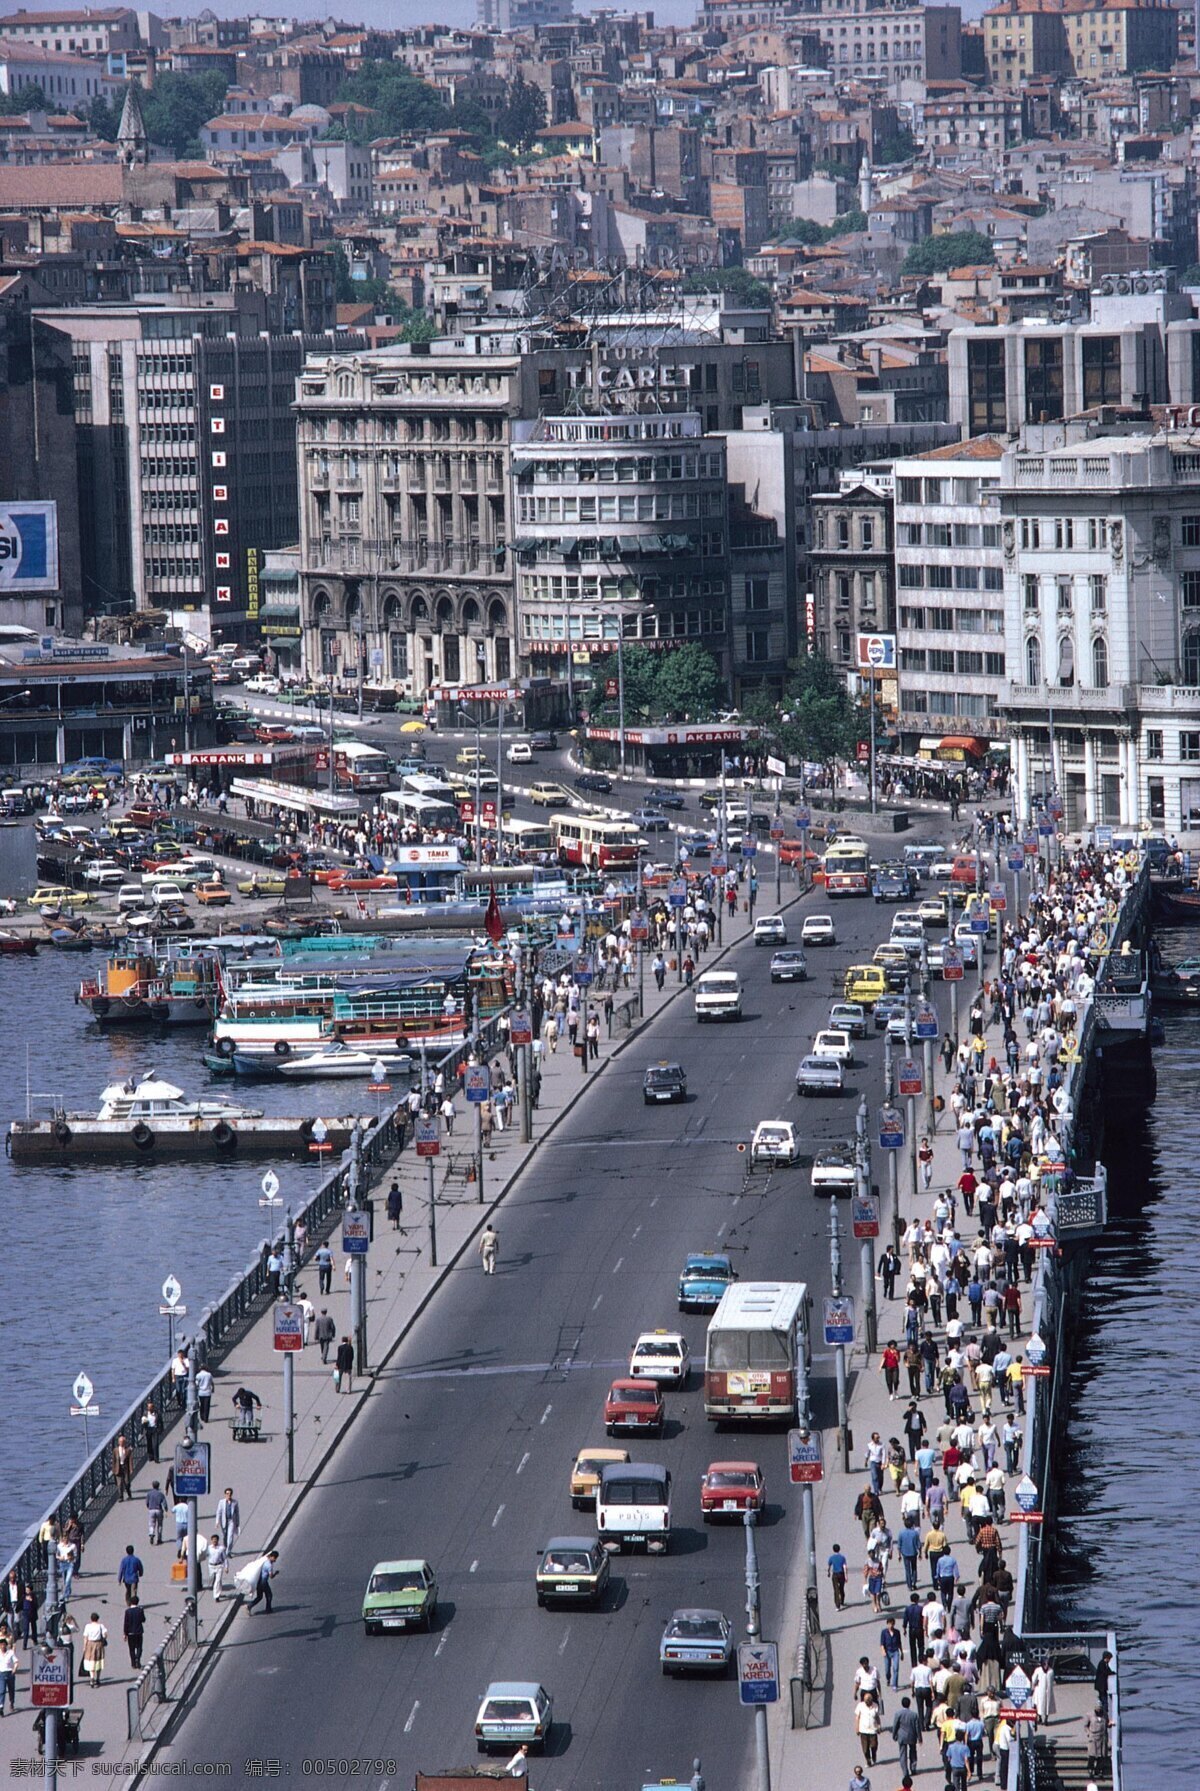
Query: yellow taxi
457,746,485,767
843,964,888,1007
569,1446,629,1509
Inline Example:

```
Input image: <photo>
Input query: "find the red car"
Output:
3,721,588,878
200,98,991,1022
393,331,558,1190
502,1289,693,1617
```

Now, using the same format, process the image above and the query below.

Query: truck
694,969,742,1022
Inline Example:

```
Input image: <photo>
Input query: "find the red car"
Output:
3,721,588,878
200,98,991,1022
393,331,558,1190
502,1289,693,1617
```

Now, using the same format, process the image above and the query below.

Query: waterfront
0,823,362,1563
1050,927,1198,1790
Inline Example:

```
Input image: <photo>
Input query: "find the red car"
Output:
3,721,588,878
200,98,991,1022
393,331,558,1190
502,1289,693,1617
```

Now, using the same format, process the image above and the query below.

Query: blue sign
970,914,990,934
464,1064,491,1103
737,1641,780,1706
741,838,758,858
795,806,811,831
173,1440,210,1499
914,1005,938,1040
823,1295,855,1346
1095,824,1114,849
1037,815,1054,837
341,1211,370,1256
878,1104,905,1149
574,954,595,986
711,853,728,874
667,878,688,909
1008,849,1024,871
0,501,59,591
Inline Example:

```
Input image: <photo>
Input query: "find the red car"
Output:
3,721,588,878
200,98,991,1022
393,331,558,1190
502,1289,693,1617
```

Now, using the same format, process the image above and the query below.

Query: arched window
345,590,360,623
461,597,481,628
1025,634,1042,685
312,589,332,620
410,594,428,625
1091,636,1109,689
488,597,509,632
1184,632,1200,685
382,592,402,626
435,594,455,631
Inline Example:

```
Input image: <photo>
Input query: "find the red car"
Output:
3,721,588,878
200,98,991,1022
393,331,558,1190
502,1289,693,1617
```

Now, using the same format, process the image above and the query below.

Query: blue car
677,1252,735,1312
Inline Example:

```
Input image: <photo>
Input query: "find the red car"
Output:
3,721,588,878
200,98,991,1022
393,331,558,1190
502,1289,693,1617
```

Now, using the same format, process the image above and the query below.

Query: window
1090,574,1108,612
985,651,1005,676
1145,728,1163,760
929,608,954,631
1183,516,1200,548
1091,637,1109,688
837,516,850,550
860,517,874,549
954,567,979,590
899,564,925,588
967,338,1006,435
1185,635,1200,684
957,650,984,675
1054,518,1074,550
1024,338,1064,423
1026,635,1042,683
983,568,1004,592
1088,517,1108,550
900,606,926,630
953,523,980,548
745,628,771,663
928,566,953,589
1181,731,1200,762
1057,577,1073,614
897,478,921,503
746,576,770,612
1182,571,1200,609
1082,335,1121,409
929,649,956,673
901,647,927,670
1021,518,1041,550
1024,575,1039,611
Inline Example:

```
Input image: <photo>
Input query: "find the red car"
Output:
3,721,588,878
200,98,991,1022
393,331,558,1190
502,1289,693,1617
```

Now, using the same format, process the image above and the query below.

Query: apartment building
809,479,895,683
1001,423,1200,833
787,0,962,91
0,41,120,105
983,0,1177,86
0,7,150,57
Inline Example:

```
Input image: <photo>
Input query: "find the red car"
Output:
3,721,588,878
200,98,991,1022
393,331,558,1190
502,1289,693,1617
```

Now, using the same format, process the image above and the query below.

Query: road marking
716,1223,727,1239
592,1294,603,1311
558,1627,572,1654
404,1701,420,1734
650,1194,659,1207
631,1225,641,1239
612,1257,624,1273
517,1451,530,1475
434,1624,452,1658
540,1402,553,1425
492,1503,506,1527
470,1559,479,1573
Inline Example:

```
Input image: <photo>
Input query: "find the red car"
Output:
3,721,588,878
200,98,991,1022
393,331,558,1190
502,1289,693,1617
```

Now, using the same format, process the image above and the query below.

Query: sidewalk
772,951,1100,1790
5,879,789,1776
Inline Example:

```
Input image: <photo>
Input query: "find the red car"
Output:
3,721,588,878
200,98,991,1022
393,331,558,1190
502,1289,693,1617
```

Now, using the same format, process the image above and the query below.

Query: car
890,917,925,957
536,1536,610,1608
254,723,295,744
457,746,485,766
659,1609,734,1676
828,1001,868,1039
529,730,558,751
770,948,808,983
570,1447,630,1509
29,886,94,909
952,925,980,966
930,857,956,882
148,881,187,908
529,781,572,807
886,1008,913,1042
474,1681,553,1755
645,788,686,810
195,880,232,906
801,913,836,946
844,964,888,1009
362,1558,437,1634
700,1461,765,1521
697,789,724,811
926,942,946,974
605,1378,665,1435
81,859,124,888
874,993,908,1031
796,1054,844,1096
574,771,613,794
751,1119,800,1165
680,830,713,857
812,1028,853,1066
507,741,533,764
872,866,910,903
631,809,671,832
643,1061,687,1104
243,673,280,694
236,874,288,897
918,895,949,928
752,914,787,947
694,969,742,1022
873,943,911,990
629,1331,690,1386
677,1252,735,1312
811,1144,858,1194
116,883,148,914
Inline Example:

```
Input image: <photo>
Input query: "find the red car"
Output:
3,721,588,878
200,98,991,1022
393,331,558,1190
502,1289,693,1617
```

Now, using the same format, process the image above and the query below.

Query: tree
497,74,546,151
875,127,915,165
139,71,230,158
745,652,866,774
587,646,659,721
654,643,723,719
336,61,449,141
902,230,995,276
683,266,771,307
784,209,866,246
86,93,119,139
0,82,46,114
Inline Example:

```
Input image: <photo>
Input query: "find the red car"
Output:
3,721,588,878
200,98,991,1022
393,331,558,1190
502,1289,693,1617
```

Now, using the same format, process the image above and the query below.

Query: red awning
938,735,985,756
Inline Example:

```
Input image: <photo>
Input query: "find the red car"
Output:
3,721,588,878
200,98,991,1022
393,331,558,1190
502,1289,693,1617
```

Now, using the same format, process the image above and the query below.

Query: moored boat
77,950,219,1026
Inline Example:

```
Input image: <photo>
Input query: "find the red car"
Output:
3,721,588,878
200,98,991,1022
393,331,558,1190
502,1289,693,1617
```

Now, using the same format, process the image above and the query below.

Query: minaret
116,82,149,168
859,148,872,219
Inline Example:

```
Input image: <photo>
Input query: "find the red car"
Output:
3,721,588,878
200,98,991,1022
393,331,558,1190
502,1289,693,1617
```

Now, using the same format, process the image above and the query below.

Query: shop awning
939,735,986,756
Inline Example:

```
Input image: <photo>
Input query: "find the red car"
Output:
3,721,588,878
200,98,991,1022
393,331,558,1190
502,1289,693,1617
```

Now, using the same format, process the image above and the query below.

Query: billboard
0,502,58,591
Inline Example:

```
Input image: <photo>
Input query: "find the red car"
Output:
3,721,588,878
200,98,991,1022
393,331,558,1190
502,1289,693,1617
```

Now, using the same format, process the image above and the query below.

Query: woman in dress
81,1611,108,1687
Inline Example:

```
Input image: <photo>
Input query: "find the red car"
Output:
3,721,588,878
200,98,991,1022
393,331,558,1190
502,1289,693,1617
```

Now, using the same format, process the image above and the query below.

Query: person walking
879,1344,901,1401
215,1488,240,1556
123,1596,145,1669
880,1618,902,1691
827,1543,848,1610
315,1243,334,1296
314,1308,336,1364
112,1433,134,1501
145,1481,167,1546
139,1400,160,1463
918,1138,934,1191
266,1248,283,1300
479,1224,499,1276
387,1180,404,1228
1085,1703,1111,1776
891,1697,922,1778
854,1691,881,1767
117,1545,143,1606
334,1336,355,1393
209,1535,229,1603
81,1612,108,1687
173,1497,190,1558
0,1636,16,1714
242,1550,279,1614
196,1365,214,1424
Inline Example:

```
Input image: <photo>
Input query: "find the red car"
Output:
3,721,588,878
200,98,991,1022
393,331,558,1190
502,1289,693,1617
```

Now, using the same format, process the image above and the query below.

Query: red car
604,1379,664,1437
700,1461,765,1522
326,873,398,893
779,840,819,867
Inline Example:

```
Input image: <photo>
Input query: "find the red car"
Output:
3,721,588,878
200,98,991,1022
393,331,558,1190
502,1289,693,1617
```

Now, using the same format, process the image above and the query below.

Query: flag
484,881,504,943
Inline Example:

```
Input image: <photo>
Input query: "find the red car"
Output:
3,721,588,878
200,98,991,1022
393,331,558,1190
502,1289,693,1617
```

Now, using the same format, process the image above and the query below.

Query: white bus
551,811,640,872
381,788,460,832
704,1282,811,1422
333,741,390,793
500,817,554,860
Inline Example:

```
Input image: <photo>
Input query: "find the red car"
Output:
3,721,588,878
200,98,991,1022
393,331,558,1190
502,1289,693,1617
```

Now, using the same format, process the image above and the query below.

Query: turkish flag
484,881,505,944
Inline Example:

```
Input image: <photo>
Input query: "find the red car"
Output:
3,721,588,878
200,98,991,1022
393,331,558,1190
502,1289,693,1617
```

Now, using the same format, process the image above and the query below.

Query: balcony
1136,683,1200,710
1005,682,1134,714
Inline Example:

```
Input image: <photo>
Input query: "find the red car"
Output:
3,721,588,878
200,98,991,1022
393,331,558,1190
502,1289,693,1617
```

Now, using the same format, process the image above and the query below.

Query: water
0,822,378,1564
1049,927,1198,1789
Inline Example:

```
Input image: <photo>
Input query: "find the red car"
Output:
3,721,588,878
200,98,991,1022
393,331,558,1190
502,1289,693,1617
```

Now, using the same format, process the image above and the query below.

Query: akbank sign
0,502,58,592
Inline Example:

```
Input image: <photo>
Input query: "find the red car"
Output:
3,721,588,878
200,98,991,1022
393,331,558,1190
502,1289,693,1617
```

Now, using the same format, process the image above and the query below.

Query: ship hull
7,1116,357,1163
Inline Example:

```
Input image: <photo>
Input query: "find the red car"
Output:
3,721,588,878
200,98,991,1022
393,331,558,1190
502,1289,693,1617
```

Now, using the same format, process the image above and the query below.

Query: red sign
509,1009,533,1046
31,1649,71,1708
856,741,870,765
460,799,475,822
1029,1236,1057,1250
482,799,497,824
414,1117,440,1158
897,1058,922,1097
1020,1364,1051,1377
605,678,618,697
852,1194,880,1239
433,684,519,703
1008,1511,1044,1524
999,1707,1039,1722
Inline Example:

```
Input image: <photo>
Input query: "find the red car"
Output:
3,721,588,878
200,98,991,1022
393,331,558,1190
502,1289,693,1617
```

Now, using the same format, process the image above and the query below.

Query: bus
333,741,391,793
381,788,460,832
822,836,872,897
704,1282,810,1422
500,817,554,860
401,772,454,800
551,812,640,872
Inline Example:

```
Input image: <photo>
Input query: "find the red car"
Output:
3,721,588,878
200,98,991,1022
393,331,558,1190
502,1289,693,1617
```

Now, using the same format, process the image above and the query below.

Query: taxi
700,1461,765,1521
569,1446,629,1508
629,1331,690,1385
457,745,485,766
677,1252,735,1311
535,1536,610,1608
362,1558,437,1634
605,1378,665,1436
872,943,911,990
659,1609,734,1676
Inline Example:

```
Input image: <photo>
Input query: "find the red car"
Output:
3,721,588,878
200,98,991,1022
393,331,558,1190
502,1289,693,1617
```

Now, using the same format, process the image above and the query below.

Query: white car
917,896,948,928
811,1144,858,1194
801,914,836,946
812,1028,853,1066
752,915,787,947
244,673,280,694
629,1330,690,1386
507,741,533,764
952,923,982,965
796,1054,844,1096
751,1120,800,1165
148,880,187,907
81,859,124,887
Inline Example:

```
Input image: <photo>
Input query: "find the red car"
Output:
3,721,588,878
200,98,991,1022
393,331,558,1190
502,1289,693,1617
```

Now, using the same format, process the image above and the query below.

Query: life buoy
216,1037,235,1058
299,1117,315,1140
53,1118,72,1146
273,1040,291,1058
92,996,111,1018
193,997,207,1011
212,1120,236,1149
131,1122,154,1150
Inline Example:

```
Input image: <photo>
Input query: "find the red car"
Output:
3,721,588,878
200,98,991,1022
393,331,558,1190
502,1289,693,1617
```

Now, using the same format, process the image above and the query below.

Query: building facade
809,479,895,679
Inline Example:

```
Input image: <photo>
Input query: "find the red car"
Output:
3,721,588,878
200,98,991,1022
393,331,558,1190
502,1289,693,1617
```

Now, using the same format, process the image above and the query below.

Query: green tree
875,126,915,165
744,652,865,774
683,266,771,307
902,230,995,276
0,82,46,113
139,71,230,157
335,61,449,141
588,645,659,721
496,74,546,151
785,208,866,245
86,93,119,139
1182,264,1200,286
654,643,723,719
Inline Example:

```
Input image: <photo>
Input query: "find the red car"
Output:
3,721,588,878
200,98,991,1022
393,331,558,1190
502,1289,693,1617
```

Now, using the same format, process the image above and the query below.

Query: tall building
809,477,895,679
476,0,573,28
983,0,1177,86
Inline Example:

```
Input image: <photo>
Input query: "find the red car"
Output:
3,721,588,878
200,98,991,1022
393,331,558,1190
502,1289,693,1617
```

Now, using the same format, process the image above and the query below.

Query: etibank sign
0,502,58,592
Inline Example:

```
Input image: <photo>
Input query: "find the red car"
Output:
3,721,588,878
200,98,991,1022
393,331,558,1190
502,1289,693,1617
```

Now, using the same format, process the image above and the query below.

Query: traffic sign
174,1440,211,1497
897,1057,923,1098
309,1117,331,1154
787,1429,824,1484
741,838,758,858
161,1274,182,1311
273,1302,304,1352
464,1064,491,1103
31,1645,72,1709
823,1294,856,1346
1004,1666,1032,1710
667,878,688,909
852,1192,880,1239
1014,1475,1039,1513
737,1641,780,1706
260,1170,282,1209
914,1003,938,1040
795,806,811,831
509,1009,533,1047
341,1211,370,1257
766,755,787,778
878,1104,905,1149
989,881,1007,912
1025,1331,1048,1366
414,1116,440,1158
72,1371,94,1408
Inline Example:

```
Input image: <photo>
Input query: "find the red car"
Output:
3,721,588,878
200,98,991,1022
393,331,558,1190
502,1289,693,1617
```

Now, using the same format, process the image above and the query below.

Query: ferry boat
7,1073,355,1163
77,950,220,1026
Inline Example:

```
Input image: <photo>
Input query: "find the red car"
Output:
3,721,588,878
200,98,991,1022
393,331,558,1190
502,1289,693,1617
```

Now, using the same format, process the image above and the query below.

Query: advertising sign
897,1057,923,1098
738,1641,780,1706
878,1104,905,1150
852,1193,880,1239
341,1212,370,1257
0,501,59,591
465,1064,491,1103
855,632,897,671
509,1009,533,1047
823,1295,856,1345
173,1440,211,1496
787,1429,824,1484
31,1645,71,1708
941,945,964,982
273,1304,304,1353
414,1117,440,1158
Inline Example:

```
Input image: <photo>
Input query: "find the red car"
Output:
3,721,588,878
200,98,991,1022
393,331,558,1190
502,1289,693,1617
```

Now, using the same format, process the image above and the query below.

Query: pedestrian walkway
771,886,1112,1791
2,881,785,1775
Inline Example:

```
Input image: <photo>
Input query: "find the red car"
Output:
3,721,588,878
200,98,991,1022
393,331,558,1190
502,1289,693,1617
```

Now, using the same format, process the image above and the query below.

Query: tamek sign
878,1104,905,1150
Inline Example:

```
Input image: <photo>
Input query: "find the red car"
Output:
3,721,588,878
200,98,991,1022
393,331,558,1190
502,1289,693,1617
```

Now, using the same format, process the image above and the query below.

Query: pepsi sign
0,502,58,591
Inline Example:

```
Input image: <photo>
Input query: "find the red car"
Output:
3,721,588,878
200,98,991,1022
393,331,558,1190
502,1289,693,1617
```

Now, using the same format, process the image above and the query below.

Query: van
844,964,887,1007
951,853,983,887
694,970,743,1022
597,1461,671,1555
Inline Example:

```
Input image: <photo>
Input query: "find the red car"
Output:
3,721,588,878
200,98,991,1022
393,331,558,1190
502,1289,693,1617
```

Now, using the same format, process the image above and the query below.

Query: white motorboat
96,1075,262,1123
275,1043,414,1080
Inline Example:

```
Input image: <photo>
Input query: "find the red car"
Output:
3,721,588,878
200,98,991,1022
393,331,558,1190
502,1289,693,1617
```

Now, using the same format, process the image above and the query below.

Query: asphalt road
160,882,948,1789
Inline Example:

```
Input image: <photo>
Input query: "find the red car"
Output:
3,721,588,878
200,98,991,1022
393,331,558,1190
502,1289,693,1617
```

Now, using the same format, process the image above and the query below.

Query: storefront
584,722,758,779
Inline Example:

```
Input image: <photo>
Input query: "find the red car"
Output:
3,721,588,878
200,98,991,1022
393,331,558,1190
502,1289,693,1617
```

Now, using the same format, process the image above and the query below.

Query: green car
362,1558,437,1634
